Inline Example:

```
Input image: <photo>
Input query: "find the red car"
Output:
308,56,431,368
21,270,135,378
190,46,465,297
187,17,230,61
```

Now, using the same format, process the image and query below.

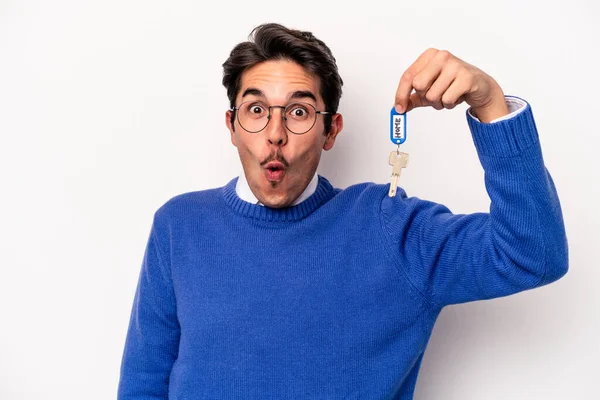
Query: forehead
238,60,322,103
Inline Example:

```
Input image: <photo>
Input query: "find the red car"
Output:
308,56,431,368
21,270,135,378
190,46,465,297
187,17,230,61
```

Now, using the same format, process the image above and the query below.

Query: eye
249,104,265,115
288,104,309,118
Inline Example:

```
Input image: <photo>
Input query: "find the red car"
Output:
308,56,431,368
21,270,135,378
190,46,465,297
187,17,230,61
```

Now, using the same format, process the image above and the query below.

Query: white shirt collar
235,172,319,206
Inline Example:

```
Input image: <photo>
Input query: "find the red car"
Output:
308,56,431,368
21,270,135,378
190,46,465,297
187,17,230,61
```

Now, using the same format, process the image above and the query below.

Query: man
118,23,568,399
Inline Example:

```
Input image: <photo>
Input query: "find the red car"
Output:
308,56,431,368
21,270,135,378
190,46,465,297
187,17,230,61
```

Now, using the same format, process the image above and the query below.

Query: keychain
388,106,409,197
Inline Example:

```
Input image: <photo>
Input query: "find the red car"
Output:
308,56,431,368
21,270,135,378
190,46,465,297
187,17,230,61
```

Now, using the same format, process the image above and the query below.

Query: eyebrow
289,90,317,102
241,87,265,99
241,87,317,103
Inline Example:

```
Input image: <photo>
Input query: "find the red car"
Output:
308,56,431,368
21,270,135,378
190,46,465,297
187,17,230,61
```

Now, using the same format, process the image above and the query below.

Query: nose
265,107,288,147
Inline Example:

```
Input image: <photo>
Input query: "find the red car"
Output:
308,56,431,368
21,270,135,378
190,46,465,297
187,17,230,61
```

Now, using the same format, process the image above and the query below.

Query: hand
394,48,509,123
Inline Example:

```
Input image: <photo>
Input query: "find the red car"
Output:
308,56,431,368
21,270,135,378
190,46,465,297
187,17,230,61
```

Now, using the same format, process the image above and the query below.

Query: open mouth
264,161,286,181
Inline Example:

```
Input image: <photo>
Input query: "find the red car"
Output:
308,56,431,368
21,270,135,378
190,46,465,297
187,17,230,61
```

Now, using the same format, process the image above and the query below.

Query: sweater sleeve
118,213,180,399
380,99,568,308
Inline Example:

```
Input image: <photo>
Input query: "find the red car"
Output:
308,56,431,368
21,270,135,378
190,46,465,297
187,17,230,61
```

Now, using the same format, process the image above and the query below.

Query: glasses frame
230,101,331,135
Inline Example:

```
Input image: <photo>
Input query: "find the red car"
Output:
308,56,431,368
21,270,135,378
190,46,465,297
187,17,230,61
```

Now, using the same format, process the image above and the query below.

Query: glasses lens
237,101,269,133
284,102,316,134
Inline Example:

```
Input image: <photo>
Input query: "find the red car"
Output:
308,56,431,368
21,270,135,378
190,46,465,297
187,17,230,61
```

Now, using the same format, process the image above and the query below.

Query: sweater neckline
222,175,336,222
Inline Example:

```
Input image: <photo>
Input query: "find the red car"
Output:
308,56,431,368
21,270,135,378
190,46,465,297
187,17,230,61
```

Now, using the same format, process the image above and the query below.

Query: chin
260,194,293,209
257,185,299,208
251,174,302,208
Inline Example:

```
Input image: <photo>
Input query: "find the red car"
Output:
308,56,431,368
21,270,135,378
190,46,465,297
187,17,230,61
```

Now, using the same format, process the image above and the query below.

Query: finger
412,50,452,97
441,71,472,108
443,95,465,110
395,48,438,113
404,92,430,113
405,91,448,112
423,61,458,107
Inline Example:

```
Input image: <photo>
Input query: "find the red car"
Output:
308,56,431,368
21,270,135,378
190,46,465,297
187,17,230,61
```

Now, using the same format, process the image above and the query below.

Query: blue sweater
118,103,568,399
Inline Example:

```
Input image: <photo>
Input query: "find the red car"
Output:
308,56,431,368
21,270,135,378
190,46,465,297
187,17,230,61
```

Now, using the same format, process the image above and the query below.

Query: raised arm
381,49,568,307
382,100,568,307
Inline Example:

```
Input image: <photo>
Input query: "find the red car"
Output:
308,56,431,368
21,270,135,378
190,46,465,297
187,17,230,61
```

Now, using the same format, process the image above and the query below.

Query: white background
1,0,598,399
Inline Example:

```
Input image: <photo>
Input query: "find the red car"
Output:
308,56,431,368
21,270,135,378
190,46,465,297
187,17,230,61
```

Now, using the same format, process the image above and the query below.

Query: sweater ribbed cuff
466,97,539,158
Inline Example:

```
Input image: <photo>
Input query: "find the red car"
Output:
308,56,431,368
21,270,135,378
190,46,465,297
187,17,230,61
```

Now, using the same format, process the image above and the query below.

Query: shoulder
323,178,412,218
333,180,407,205
153,179,235,225
330,178,442,218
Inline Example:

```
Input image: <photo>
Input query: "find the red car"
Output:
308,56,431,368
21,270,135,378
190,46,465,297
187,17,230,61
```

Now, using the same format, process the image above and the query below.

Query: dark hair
222,23,343,135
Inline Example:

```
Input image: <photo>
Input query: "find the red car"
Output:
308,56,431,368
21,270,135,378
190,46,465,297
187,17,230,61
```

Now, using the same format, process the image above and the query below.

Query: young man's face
226,60,343,208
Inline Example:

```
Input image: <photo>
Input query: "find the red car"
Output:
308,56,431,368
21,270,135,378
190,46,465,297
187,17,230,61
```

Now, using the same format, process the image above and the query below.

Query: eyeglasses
230,101,331,135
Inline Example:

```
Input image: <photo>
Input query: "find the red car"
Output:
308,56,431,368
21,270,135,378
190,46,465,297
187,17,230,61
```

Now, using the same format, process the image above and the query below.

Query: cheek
291,137,325,166
235,134,263,162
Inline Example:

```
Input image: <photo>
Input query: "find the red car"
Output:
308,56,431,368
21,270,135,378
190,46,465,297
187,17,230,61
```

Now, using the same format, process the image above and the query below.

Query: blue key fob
390,107,406,145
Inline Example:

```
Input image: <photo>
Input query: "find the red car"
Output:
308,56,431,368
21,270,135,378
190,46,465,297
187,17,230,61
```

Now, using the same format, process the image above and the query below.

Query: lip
264,161,286,182
265,161,285,170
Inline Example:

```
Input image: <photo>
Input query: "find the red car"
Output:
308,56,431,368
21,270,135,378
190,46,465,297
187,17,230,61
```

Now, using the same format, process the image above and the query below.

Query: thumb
396,92,429,113
407,92,431,112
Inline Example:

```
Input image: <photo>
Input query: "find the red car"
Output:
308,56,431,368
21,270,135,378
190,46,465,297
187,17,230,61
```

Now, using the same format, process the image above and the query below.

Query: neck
236,172,319,207
223,175,336,222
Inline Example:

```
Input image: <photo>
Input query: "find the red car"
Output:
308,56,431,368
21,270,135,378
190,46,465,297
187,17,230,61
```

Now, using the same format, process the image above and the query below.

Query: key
388,150,409,197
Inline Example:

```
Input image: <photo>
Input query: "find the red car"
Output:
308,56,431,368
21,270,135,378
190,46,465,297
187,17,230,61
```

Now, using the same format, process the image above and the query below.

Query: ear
225,110,237,147
323,113,343,151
